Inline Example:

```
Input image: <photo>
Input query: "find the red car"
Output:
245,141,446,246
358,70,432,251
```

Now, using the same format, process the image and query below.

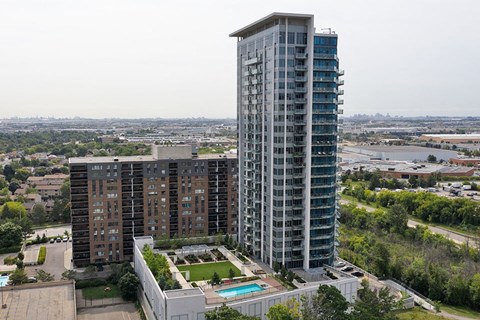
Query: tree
408,175,419,188
36,269,54,282
228,268,235,280
14,168,31,182
3,164,15,181
384,204,408,234
273,261,280,274
205,304,259,320
427,154,437,163
352,280,397,320
0,201,27,220
211,271,221,285
267,304,295,320
287,270,295,283
118,272,140,301
267,299,300,320
9,268,28,285
470,273,480,309
29,203,47,225
61,270,77,280
0,222,23,248
301,285,350,320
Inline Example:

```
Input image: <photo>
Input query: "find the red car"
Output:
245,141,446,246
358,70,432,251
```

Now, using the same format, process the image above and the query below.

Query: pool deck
203,277,284,305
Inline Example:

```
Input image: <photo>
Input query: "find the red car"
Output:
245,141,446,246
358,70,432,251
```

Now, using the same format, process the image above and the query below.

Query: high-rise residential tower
230,13,343,270
69,145,238,267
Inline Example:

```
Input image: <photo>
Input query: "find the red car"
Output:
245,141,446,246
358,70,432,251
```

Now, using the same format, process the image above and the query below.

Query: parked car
49,238,55,244
335,262,346,268
341,266,354,272
62,236,68,242
26,277,37,283
55,237,62,243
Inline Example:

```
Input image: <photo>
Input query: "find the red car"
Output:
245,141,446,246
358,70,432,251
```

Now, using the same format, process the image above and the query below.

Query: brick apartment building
69,145,238,267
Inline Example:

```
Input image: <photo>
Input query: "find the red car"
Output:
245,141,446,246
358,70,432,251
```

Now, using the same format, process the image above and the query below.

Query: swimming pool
0,275,9,287
216,283,265,298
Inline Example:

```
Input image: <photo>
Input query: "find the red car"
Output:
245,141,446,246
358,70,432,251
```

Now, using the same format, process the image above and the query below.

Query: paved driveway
25,241,70,279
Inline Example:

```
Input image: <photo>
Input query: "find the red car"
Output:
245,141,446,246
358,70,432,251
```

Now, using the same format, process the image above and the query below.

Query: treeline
342,170,438,190
0,130,151,158
343,187,480,229
340,204,480,310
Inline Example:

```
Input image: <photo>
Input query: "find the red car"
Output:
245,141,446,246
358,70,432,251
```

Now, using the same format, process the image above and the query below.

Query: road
407,220,477,247
340,199,476,247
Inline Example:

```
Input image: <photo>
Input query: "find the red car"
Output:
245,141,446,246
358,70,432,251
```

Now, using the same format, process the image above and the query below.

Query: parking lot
24,240,71,279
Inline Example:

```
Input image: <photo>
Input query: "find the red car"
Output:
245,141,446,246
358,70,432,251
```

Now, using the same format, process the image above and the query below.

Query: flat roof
69,153,236,164
348,145,456,153
0,281,76,320
421,134,480,138
229,12,313,37
164,288,204,299
342,160,475,175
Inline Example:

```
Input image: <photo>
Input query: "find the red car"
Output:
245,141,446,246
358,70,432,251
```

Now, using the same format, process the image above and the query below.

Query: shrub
175,258,185,265
3,255,17,265
191,282,198,287
37,246,46,265
118,272,139,301
75,278,107,289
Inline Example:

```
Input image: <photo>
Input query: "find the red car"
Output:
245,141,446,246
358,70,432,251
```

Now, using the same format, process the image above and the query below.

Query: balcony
312,98,336,104
294,108,306,115
294,87,307,93
338,89,344,95
337,100,344,105
312,87,336,93
337,79,344,86
295,98,307,104
338,108,344,114
295,65,308,72
313,77,336,82
338,69,345,76
295,53,307,59
313,66,338,72
313,53,337,60
295,76,307,82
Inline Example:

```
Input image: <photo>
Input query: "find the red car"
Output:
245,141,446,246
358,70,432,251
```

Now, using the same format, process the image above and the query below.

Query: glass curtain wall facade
230,13,343,270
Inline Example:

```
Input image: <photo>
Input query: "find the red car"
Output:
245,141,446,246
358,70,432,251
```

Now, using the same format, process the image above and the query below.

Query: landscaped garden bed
185,254,199,264
198,253,213,262
210,248,226,261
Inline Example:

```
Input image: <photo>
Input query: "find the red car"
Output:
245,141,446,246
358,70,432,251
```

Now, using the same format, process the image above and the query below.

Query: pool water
216,283,265,298
0,275,9,287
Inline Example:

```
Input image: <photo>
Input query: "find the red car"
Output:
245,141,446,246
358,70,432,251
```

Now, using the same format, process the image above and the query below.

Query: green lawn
397,307,447,320
82,284,121,299
177,261,241,281
440,304,480,319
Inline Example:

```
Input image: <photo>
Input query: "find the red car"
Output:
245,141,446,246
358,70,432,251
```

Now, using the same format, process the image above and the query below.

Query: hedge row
37,246,46,264
75,279,107,289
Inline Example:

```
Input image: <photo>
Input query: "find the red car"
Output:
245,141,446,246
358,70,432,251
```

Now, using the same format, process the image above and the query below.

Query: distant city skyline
1,0,479,118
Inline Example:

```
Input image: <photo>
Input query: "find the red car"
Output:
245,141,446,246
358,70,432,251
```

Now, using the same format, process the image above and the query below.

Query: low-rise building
134,237,358,320
449,157,480,167
342,160,475,179
419,134,480,144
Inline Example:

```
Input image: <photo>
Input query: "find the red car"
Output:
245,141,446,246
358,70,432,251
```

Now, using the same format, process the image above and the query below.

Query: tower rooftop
229,12,313,38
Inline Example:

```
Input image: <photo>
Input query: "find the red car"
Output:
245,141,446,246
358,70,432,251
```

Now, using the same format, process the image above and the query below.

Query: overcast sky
1,0,479,119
